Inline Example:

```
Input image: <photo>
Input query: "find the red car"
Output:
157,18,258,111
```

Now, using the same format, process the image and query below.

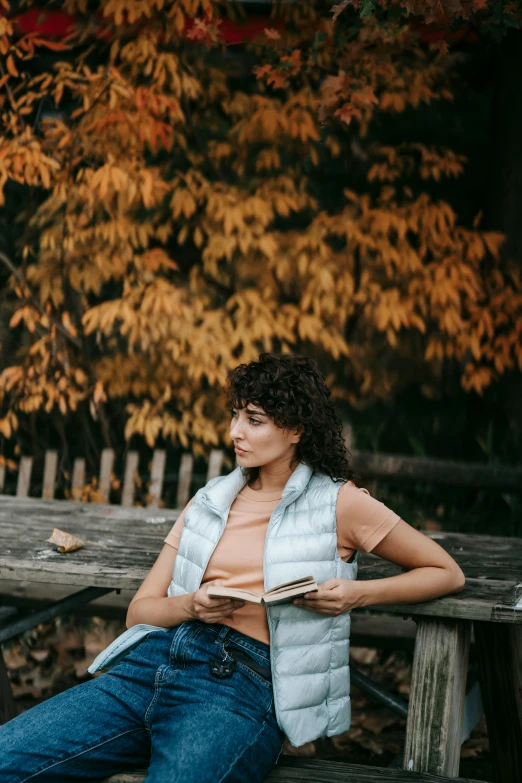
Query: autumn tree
0,0,520,476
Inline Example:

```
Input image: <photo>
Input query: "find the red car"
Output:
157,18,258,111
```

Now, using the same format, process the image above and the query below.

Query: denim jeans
0,620,285,783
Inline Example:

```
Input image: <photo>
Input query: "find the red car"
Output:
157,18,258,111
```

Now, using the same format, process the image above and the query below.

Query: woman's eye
249,418,260,425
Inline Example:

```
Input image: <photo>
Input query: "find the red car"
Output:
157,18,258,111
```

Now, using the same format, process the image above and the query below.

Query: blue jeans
0,620,285,782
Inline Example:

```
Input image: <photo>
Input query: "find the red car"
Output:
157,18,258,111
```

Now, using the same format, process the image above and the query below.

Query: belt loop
216,624,231,644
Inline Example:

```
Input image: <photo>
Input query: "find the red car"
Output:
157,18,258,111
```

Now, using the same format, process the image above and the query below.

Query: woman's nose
230,420,243,439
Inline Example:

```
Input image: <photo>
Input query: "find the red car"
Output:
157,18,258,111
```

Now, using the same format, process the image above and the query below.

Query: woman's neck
249,460,296,493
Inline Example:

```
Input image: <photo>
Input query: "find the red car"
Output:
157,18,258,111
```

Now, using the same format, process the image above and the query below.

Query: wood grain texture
71,458,85,500
176,453,193,508
0,496,520,622
474,621,522,783
352,450,522,492
99,449,115,503
101,756,485,783
15,457,32,498
42,451,57,500
147,450,165,508
404,618,471,776
121,452,139,508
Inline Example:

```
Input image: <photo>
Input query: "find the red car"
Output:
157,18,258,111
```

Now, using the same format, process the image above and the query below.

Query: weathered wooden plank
404,618,471,776
0,497,520,622
16,457,33,497
0,494,177,523
359,531,522,582
351,449,522,492
102,756,484,783
206,449,224,481
176,453,193,508
0,557,518,622
474,620,522,783
147,450,166,508
121,452,139,507
99,449,115,503
71,457,86,500
4,495,521,572
42,450,58,499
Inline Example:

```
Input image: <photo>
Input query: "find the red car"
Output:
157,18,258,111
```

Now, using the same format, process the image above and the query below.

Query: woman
0,353,464,783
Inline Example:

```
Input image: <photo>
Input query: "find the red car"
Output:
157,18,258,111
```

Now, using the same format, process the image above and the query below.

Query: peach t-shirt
164,481,401,645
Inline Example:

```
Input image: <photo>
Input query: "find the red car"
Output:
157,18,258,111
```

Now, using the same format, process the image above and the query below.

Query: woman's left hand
293,579,361,615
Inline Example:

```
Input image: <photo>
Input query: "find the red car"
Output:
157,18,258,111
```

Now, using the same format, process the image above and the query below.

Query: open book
206,575,318,606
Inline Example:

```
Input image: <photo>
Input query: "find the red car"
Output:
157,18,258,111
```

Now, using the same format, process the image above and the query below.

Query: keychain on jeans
209,648,236,679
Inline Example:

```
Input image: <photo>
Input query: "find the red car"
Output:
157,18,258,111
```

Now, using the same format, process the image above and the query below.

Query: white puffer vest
89,462,358,747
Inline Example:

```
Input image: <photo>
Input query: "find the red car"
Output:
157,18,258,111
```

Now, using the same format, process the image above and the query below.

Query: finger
301,590,336,601
207,598,232,609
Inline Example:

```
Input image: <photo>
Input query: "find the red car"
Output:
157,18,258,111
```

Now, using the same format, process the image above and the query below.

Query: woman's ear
291,424,304,444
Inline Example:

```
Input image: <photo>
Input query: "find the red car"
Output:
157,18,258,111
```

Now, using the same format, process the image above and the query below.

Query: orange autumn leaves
0,0,520,454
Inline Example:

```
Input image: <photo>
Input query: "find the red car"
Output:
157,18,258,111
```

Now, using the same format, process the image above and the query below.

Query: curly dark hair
223,353,358,486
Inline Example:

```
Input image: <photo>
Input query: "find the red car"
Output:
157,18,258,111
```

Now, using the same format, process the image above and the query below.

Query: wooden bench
1,495,521,782
102,756,485,782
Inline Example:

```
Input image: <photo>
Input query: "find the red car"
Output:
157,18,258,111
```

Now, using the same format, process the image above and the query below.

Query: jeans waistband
191,622,271,667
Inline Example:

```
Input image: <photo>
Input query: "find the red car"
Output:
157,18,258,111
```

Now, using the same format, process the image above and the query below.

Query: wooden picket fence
0,448,228,509
0,421,520,510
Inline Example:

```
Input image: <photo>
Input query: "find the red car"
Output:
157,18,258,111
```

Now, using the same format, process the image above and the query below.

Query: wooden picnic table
0,495,521,782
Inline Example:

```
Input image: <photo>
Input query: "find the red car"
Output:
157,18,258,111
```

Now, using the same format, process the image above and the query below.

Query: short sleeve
336,482,401,554
163,498,194,550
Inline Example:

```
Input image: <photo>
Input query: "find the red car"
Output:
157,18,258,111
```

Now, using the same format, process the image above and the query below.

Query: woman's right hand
188,582,245,624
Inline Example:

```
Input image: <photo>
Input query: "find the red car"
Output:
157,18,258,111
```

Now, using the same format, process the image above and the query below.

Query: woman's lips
234,446,247,454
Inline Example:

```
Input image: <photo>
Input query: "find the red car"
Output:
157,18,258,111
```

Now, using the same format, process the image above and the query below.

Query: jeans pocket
235,659,273,688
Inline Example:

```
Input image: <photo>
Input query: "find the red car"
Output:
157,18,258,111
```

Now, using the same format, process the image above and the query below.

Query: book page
264,575,315,595
264,584,318,605
206,586,263,604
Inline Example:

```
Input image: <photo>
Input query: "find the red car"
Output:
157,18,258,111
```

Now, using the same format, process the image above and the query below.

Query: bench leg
404,617,471,776
0,646,17,725
474,621,522,783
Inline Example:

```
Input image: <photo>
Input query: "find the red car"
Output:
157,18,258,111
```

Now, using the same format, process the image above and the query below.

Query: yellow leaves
235,98,283,144
0,411,18,439
0,366,24,392
139,248,178,272
297,314,323,341
465,234,486,263
255,148,281,172
93,381,107,404
9,306,39,333
88,165,168,210
462,364,493,395
61,312,78,337
0,133,60,202
482,232,504,258
170,188,197,219
258,234,278,260
425,338,444,362
6,54,18,77
440,307,463,335
193,226,204,248
74,368,88,387
372,289,414,332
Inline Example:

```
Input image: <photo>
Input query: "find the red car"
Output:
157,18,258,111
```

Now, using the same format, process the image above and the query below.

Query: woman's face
229,404,302,469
